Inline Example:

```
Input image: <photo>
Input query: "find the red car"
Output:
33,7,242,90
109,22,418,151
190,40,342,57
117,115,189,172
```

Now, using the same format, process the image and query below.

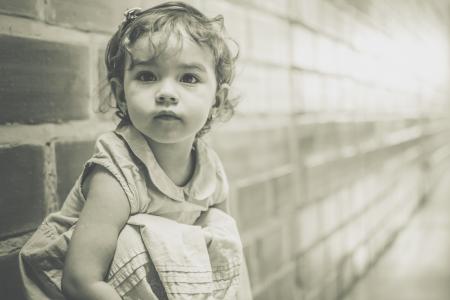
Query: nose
155,80,179,105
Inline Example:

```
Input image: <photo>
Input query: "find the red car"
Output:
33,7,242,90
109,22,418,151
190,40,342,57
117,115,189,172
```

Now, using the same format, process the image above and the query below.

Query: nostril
156,96,165,103
155,93,178,104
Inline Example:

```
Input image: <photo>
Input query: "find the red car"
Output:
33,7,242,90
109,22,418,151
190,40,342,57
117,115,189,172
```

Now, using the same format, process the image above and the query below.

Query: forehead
126,32,215,70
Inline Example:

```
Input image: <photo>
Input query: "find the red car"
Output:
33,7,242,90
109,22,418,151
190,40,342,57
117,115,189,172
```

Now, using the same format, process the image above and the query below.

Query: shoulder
81,164,125,200
197,139,224,170
197,139,230,204
197,139,228,181
90,130,141,174
88,131,137,181
78,164,130,226
83,130,142,214
93,131,129,156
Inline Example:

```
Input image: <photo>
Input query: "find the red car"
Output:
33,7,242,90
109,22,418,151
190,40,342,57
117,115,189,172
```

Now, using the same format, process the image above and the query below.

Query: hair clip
122,7,142,25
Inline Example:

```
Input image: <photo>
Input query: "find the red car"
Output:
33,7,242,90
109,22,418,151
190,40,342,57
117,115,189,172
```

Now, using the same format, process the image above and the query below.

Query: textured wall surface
0,0,449,299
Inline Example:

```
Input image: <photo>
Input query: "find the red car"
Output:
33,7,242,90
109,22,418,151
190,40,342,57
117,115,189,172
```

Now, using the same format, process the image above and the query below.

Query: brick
327,156,361,192
304,162,331,202
273,270,297,300
0,0,40,18
284,215,300,261
258,227,284,280
270,173,296,214
316,37,337,76
45,0,114,32
289,0,320,28
235,182,270,230
202,0,248,59
0,252,26,300
212,126,290,179
337,256,355,296
336,122,357,149
55,139,95,205
319,0,340,38
341,77,357,109
255,270,297,300
341,222,360,256
0,35,89,124
291,71,304,113
321,275,338,300
295,204,321,254
46,0,203,33
322,77,342,112
243,242,260,288
248,11,290,66
312,123,341,157
292,72,324,113
350,181,368,217
324,230,344,270
234,64,291,114
296,122,316,158
319,196,340,237
291,25,317,70
254,283,277,300
355,121,376,146
250,0,289,16
367,229,384,261
266,67,291,113
352,245,370,278
0,145,45,238
296,244,327,290
234,63,268,114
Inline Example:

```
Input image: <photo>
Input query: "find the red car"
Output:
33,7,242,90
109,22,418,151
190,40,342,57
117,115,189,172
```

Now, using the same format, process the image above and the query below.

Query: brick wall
1,0,449,299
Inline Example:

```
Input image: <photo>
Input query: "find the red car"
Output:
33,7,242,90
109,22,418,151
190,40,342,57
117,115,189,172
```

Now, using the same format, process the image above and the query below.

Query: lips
154,111,181,121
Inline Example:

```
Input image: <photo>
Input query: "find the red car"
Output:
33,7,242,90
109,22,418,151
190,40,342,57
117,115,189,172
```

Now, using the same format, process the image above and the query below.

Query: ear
110,77,127,113
214,83,230,108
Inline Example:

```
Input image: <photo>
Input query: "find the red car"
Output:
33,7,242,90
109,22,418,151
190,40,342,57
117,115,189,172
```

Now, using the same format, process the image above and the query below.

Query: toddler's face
121,32,217,145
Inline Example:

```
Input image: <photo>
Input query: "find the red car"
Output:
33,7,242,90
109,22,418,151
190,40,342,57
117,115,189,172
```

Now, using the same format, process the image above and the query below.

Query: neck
145,137,196,186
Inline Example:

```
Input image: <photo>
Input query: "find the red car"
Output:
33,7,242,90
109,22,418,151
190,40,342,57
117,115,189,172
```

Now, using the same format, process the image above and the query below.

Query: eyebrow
129,58,155,70
129,59,207,73
178,63,207,73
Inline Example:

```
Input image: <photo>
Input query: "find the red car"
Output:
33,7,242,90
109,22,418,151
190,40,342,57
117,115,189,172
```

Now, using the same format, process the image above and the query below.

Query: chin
148,133,194,145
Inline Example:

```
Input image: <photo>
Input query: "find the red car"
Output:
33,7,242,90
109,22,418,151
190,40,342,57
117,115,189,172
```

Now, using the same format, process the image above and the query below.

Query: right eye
136,71,157,82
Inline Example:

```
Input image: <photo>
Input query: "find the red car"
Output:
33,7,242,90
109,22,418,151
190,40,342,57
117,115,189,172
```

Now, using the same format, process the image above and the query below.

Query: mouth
154,111,181,121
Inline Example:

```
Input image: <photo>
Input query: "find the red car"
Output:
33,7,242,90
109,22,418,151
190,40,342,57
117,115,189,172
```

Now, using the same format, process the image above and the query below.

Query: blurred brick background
1,0,450,299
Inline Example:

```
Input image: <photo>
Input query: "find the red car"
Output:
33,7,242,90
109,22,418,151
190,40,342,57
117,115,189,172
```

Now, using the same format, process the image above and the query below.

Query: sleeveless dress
19,124,243,299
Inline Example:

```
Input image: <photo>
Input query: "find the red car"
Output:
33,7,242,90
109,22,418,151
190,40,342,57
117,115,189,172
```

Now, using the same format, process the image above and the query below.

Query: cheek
191,92,215,117
198,84,217,105
126,86,156,105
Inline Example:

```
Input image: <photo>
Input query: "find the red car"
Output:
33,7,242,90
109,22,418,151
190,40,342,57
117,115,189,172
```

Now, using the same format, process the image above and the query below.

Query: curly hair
100,1,239,137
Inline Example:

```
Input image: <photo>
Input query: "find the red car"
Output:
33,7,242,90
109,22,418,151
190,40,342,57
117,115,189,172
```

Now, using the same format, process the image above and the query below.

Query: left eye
180,74,199,84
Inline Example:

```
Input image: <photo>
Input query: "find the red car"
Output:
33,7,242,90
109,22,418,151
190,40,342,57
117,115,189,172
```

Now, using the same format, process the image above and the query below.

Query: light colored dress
19,124,243,299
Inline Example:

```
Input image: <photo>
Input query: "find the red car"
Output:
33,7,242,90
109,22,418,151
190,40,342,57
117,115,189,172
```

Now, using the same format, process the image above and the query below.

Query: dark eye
180,73,199,84
136,71,157,82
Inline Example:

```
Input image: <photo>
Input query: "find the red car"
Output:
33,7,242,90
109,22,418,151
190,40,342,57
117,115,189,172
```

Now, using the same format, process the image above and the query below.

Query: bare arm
62,166,130,300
